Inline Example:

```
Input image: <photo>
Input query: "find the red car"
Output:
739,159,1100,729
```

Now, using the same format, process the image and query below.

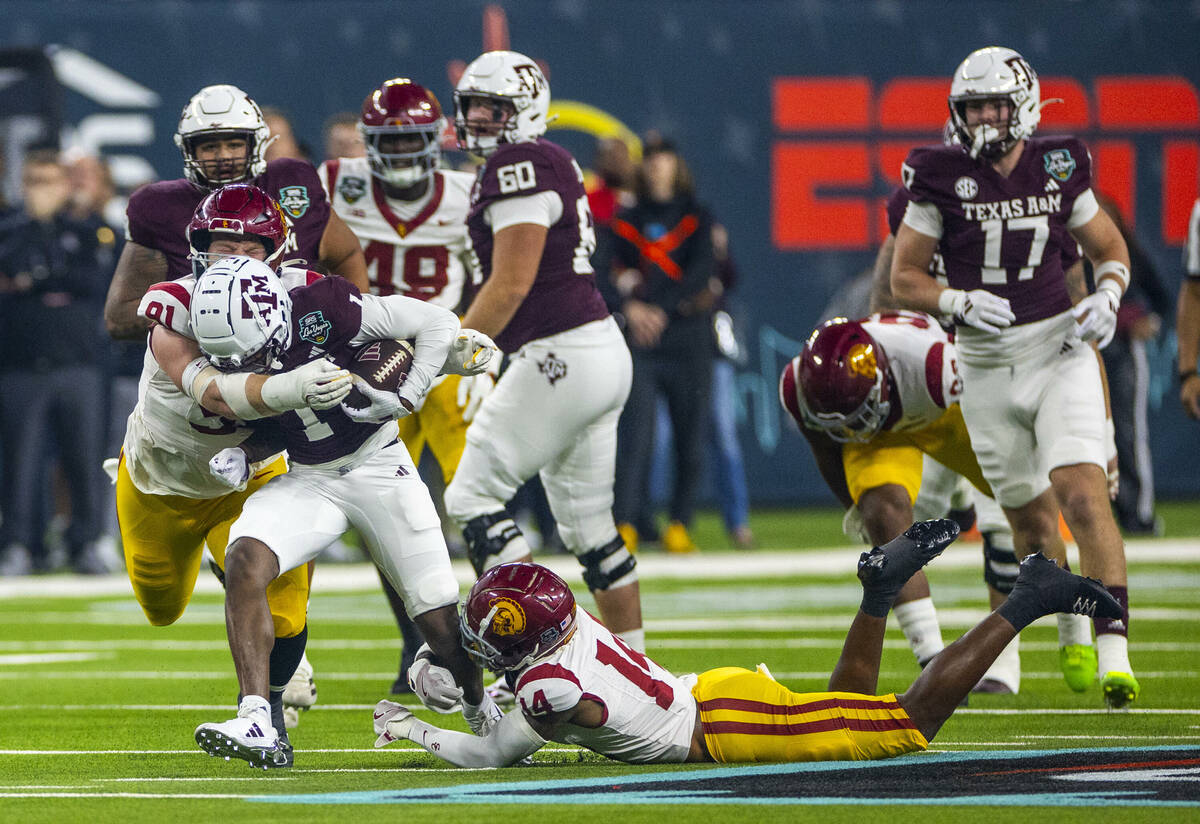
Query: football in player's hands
342,338,415,411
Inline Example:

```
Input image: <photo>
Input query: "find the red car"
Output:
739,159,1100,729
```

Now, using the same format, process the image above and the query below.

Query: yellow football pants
693,666,928,762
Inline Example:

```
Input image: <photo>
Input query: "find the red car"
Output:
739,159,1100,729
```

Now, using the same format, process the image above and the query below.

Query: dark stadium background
1,0,1197,504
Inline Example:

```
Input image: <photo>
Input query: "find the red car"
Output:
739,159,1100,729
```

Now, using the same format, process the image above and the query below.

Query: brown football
343,338,415,410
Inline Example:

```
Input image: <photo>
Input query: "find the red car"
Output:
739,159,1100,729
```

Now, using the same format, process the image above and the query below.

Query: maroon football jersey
263,276,391,465
467,138,609,353
901,136,1094,324
125,158,331,278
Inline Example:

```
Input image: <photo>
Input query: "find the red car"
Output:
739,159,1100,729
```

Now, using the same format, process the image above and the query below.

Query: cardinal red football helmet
187,184,292,276
360,78,444,188
779,318,892,442
460,563,577,673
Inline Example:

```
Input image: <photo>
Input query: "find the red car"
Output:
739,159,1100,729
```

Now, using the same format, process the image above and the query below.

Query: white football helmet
948,46,1040,160
175,84,274,187
454,51,549,157
192,256,292,373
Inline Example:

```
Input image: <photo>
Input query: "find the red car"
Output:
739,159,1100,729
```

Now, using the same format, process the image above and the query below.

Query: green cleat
1101,671,1140,709
1059,644,1098,692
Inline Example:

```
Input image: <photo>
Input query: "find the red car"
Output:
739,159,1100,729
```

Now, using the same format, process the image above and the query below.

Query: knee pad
462,510,524,577
983,531,1019,593
578,535,637,592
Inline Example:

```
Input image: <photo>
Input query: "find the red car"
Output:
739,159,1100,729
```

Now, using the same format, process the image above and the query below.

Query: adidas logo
1072,596,1098,616
1045,178,1060,192
1107,619,1126,631
245,723,266,738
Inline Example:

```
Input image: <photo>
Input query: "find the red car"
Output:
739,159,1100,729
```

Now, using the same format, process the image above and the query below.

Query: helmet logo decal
1005,56,1034,92
242,273,281,319
846,343,877,379
1043,149,1076,182
487,597,527,637
298,311,331,345
278,186,311,219
513,64,545,98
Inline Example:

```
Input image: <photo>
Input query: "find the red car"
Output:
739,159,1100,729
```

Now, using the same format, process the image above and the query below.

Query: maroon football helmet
460,563,577,673
187,184,292,276
779,318,892,442
360,78,444,188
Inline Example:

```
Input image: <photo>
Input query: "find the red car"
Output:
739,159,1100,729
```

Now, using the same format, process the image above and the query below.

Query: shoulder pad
137,277,196,337
514,662,584,718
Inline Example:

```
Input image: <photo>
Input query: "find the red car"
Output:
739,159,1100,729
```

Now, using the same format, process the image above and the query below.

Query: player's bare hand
624,299,668,348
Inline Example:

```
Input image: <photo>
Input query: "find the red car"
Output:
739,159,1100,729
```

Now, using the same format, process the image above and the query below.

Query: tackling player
373,522,1120,766
118,185,349,763
441,52,644,654
890,46,1138,707
180,257,497,768
318,78,492,693
104,83,368,340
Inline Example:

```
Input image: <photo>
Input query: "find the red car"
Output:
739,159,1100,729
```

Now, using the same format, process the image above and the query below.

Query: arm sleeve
486,190,562,232
1185,199,1200,278
405,709,546,768
354,293,460,405
901,200,943,239
1067,188,1100,230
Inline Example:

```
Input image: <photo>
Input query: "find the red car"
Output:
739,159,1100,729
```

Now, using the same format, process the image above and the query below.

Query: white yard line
0,538,1193,599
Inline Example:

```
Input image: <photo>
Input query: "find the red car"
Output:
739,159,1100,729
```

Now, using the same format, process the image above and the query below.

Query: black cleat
391,645,416,695
1010,552,1122,620
857,519,960,591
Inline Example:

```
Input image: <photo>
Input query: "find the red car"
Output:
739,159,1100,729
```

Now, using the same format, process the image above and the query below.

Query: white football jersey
513,610,697,764
860,310,962,433
318,158,478,310
122,267,319,497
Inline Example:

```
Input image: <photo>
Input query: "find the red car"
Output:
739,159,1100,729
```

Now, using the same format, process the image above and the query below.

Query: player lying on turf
373,519,1120,765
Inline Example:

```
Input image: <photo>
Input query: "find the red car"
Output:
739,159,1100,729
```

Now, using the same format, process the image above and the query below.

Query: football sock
893,597,945,665
269,625,308,691
1094,585,1128,637
1057,612,1092,647
1096,632,1133,675
616,628,646,654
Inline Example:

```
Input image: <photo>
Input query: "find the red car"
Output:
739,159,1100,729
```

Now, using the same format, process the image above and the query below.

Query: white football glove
938,288,1015,334
209,447,250,492
372,699,417,748
463,692,504,736
340,376,413,424
456,354,501,423
842,504,870,543
442,329,499,376
261,357,352,412
407,643,464,713
1072,284,1120,347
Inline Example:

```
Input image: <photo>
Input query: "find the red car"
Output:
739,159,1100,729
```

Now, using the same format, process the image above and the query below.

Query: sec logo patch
954,177,978,199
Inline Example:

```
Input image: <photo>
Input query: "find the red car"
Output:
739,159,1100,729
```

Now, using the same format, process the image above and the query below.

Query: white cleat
195,705,288,768
281,653,317,729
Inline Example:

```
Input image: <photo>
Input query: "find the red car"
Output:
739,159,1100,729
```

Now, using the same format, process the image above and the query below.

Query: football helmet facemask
360,78,445,188
187,184,292,277
454,50,549,157
460,563,577,673
192,256,292,373
175,84,273,187
948,46,1040,160
780,318,892,443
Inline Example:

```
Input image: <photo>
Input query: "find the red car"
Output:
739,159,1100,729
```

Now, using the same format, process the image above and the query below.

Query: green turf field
0,505,1197,822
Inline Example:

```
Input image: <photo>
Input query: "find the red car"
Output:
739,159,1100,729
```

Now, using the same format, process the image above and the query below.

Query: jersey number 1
596,638,674,710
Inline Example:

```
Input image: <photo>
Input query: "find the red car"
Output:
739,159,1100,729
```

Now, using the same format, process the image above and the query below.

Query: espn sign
772,76,1200,249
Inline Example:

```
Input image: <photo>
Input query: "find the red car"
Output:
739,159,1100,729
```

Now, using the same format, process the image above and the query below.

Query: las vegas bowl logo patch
1044,149,1076,182
278,185,311,218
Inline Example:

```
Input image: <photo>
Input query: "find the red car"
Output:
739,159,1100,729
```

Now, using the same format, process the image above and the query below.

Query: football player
104,84,368,340
890,46,1138,707
318,78,491,694
179,257,498,768
373,525,1120,766
118,185,348,764
780,313,1019,693
1177,197,1200,418
442,52,644,654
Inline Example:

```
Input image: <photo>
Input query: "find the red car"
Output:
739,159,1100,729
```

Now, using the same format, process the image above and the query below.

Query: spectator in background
1176,197,1200,420
0,149,118,575
262,106,311,164
610,138,716,554
323,111,366,161
1095,195,1170,536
